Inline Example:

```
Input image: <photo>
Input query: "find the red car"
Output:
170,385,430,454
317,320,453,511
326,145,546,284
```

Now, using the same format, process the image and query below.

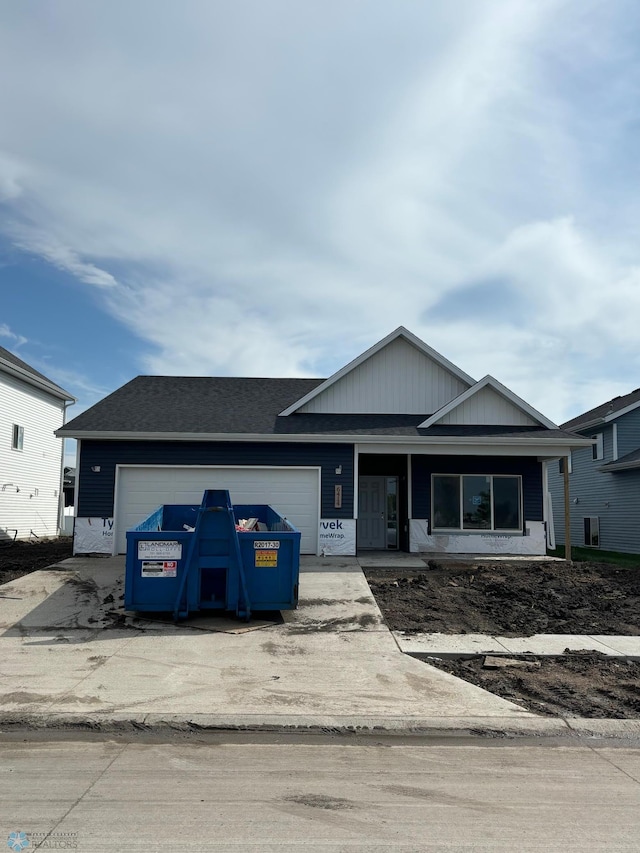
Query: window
432,474,522,532
592,434,604,461
558,453,572,474
11,424,24,451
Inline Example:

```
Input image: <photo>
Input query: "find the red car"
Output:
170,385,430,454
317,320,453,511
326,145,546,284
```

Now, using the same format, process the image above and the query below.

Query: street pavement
1,734,640,851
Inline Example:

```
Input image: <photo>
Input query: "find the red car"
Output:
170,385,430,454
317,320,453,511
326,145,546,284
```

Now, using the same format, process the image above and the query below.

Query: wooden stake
563,459,571,563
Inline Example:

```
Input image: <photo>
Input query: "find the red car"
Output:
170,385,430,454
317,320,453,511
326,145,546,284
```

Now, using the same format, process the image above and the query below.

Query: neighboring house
57,327,589,557
548,387,640,554
63,466,76,508
0,346,75,541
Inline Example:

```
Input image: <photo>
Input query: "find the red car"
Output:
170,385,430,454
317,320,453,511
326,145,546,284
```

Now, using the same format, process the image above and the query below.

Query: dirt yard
0,537,73,584
366,560,640,718
365,560,640,636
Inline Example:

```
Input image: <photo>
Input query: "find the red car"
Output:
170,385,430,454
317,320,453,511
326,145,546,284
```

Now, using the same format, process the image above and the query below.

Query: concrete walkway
0,555,638,738
395,632,640,659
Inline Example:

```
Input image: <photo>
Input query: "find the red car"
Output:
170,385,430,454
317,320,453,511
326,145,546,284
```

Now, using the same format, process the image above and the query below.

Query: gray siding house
58,327,590,557
548,388,640,554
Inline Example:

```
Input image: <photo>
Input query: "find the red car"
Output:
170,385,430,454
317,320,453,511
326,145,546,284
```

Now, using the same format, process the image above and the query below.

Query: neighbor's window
432,474,522,532
592,434,604,461
11,424,24,451
558,453,572,474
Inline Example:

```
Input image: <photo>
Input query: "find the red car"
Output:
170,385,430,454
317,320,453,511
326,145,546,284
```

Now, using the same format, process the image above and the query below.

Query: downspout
563,458,571,563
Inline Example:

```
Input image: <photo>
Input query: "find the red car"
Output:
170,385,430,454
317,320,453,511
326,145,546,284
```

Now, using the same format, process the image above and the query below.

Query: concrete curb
1,712,639,739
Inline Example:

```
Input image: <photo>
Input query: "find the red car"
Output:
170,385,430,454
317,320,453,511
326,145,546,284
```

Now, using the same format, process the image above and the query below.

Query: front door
358,476,398,550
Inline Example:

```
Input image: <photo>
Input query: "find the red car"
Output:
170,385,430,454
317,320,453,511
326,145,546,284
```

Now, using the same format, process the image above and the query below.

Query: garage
114,465,320,555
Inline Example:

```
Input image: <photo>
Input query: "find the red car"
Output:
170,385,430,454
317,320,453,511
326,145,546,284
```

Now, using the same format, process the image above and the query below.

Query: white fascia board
278,326,476,416
419,374,558,430
55,430,592,454
0,359,76,402
598,460,640,472
566,417,604,433
604,398,640,423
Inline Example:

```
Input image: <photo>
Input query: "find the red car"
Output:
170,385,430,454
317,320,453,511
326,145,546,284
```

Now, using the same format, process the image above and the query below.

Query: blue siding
548,419,640,553
411,455,543,525
78,441,354,519
617,406,640,458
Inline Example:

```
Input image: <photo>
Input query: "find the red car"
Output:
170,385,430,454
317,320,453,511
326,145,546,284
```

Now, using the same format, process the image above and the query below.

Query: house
0,346,75,541
57,327,589,556
547,387,640,554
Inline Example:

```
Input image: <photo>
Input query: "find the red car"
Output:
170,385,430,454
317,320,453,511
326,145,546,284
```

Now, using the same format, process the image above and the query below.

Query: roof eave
55,428,592,448
598,461,640,473
1,359,76,402
603,398,640,423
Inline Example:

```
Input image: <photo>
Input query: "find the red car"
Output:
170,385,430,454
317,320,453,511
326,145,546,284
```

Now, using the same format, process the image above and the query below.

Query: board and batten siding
0,372,66,540
437,386,539,426
411,455,543,525
78,441,354,519
549,422,640,554
298,337,469,414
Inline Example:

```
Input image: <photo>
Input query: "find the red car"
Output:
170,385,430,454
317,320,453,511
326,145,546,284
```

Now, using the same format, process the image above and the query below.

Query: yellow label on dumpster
255,549,278,567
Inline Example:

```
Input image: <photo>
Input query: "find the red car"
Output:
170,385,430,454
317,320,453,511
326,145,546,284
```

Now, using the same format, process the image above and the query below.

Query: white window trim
592,433,604,461
431,473,523,534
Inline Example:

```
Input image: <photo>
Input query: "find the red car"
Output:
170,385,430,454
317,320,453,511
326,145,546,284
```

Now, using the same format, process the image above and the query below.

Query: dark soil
428,653,640,718
366,559,640,718
0,538,73,584
365,560,640,636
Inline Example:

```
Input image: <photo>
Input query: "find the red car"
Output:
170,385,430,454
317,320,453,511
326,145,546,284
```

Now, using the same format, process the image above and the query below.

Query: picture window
432,474,522,532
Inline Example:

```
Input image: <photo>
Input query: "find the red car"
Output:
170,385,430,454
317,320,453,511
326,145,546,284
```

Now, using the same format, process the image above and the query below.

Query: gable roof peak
279,326,475,416
420,374,558,430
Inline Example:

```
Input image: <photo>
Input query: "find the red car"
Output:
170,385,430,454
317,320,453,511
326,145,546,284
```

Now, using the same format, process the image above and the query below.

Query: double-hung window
11,424,24,451
432,474,522,532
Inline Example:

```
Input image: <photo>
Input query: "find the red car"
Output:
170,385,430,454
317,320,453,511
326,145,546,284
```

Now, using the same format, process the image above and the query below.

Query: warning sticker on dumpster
137,540,182,560
253,540,280,549
141,561,178,577
255,550,278,567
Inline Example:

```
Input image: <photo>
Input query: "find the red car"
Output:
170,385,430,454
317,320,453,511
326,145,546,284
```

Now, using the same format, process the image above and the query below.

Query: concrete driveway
0,555,549,733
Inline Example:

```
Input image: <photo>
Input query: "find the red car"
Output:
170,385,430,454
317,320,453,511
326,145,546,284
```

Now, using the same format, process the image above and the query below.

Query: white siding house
0,347,75,541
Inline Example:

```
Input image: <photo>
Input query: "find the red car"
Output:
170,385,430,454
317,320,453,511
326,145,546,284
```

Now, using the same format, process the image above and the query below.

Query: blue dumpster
124,489,301,621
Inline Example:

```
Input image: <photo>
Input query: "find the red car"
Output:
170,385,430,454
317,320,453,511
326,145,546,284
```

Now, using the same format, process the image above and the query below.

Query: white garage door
114,466,320,555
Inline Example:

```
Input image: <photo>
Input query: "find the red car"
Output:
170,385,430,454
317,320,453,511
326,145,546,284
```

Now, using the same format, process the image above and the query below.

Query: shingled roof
57,375,580,441
563,387,640,431
0,345,74,401
60,377,324,434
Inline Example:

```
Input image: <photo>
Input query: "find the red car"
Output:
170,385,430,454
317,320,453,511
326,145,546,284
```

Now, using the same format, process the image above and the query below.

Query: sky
2,0,640,467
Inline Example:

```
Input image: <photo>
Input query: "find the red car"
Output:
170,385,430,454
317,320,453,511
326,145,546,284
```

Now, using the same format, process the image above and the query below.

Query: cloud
8,225,117,287
0,324,28,347
0,152,26,202
0,0,639,421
